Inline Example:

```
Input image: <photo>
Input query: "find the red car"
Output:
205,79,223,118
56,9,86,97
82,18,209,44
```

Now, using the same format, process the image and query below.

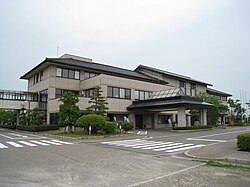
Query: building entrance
135,114,143,129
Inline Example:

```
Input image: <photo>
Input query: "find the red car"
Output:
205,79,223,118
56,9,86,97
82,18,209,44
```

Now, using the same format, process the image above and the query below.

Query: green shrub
103,121,116,134
237,133,250,151
0,124,16,129
76,114,106,133
172,126,212,130
234,122,244,126
16,125,59,132
121,122,134,132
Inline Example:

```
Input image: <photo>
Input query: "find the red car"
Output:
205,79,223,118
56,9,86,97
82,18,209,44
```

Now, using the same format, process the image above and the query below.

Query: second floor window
107,86,131,99
190,83,196,96
84,72,98,79
135,90,152,100
179,80,186,95
56,67,80,80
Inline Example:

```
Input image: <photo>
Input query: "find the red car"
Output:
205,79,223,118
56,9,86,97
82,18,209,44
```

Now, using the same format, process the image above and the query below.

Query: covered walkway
127,89,213,129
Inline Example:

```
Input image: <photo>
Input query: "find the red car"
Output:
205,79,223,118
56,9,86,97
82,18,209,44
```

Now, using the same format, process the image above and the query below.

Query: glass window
125,89,131,99
113,87,119,98
135,90,139,100
68,70,74,79
75,71,80,79
145,92,149,100
62,69,68,77
84,72,90,79
90,73,96,78
107,87,112,97
120,88,125,98
140,91,145,100
57,68,62,77
40,71,43,81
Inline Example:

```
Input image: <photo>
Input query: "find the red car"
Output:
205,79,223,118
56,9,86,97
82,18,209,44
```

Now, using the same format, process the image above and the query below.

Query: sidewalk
185,139,250,165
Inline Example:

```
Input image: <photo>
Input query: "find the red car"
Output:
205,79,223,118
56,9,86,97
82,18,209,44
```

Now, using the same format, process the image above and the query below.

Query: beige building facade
15,54,231,128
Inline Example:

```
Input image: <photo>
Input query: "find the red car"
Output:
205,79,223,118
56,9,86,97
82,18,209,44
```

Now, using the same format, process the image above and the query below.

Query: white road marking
153,143,187,151
0,134,14,139
125,163,206,187
40,140,62,145
0,143,8,148
51,140,73,145
6,141,23,148
131,142,172,149
191,129,250,139
30,140,50,146
142,142,179,150
101,139,141,144
137,131,141,135
187,138,226,142
101,139,205,154
166,144,205,153
18,141,37,147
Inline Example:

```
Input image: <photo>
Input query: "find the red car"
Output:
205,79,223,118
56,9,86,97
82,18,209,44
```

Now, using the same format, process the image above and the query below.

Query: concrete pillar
187,115,191,126
200,109,207,126
153,113,158,129
203,109,207,126
177,107,186,127
129,113,136,129
47,112,50,125
16,110,20,125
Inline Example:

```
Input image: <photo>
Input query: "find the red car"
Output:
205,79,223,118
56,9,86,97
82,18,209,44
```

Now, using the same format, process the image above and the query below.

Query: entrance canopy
127,95,213,111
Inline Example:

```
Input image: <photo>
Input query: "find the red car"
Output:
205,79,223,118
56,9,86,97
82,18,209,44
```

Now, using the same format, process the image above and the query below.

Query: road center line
125,163,206,187
190,129,250,139
187,138,226,142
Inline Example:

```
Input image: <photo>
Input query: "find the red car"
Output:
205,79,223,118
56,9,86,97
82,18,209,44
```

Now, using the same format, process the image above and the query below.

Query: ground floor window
50,113,59,125
158,115,171,124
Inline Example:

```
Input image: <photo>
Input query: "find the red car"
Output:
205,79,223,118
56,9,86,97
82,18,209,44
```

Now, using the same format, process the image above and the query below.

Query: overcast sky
0,0,249,102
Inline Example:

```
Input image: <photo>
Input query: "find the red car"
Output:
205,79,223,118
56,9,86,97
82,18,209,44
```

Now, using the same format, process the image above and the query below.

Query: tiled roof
207,88,232,97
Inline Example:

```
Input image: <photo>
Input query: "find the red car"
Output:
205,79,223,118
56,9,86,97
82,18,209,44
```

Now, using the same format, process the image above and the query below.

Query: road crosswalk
101,139,205,153
0,139,73,149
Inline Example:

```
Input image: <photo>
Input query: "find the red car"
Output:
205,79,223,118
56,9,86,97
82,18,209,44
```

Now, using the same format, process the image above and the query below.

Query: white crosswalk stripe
0,139,73,149
0,143,8,149
101,139,205,154
6,142,24,148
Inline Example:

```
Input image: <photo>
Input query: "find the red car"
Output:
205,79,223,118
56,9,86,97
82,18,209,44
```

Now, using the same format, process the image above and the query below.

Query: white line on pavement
6,142,24,148
187,138,227,142
29,140,50,146
18,141,37,147
166,144,205,153
51,140,73,145
0,143,8,148
153,144,193,151
41,140,62,145
125,163,206,187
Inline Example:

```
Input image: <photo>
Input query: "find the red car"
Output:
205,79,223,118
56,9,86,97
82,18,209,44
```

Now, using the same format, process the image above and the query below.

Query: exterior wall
137,69,207,97
0,100,38,110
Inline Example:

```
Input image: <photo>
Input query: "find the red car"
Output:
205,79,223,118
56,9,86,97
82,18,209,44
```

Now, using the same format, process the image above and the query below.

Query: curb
184,149,250,166
171,128,213,133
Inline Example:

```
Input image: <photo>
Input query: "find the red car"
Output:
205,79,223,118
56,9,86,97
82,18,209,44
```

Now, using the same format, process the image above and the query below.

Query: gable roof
20,57,167,84
135,64,213,86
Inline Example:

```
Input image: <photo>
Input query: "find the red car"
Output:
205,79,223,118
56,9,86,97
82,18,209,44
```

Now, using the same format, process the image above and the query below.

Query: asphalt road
0,127,250,187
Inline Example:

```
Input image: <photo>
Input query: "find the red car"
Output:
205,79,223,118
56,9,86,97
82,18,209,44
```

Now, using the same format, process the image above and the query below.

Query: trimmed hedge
121,122,134,132
76,114,106,133
237,133,250,151
172,126,212,130
0,124,16,129
103,121,116,134
16,125,59,132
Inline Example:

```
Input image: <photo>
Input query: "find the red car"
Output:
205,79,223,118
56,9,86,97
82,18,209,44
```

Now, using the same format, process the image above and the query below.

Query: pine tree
59,92,80,133
85,86,109,116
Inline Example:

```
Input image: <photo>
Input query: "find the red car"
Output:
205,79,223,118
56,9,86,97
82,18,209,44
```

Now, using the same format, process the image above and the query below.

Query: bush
76,114,106,133
234,122,244,126
0,124,16,129
237,133,250,151
172,126,212,130
103,121,116,134
16,125,59,132
121,122,134,132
